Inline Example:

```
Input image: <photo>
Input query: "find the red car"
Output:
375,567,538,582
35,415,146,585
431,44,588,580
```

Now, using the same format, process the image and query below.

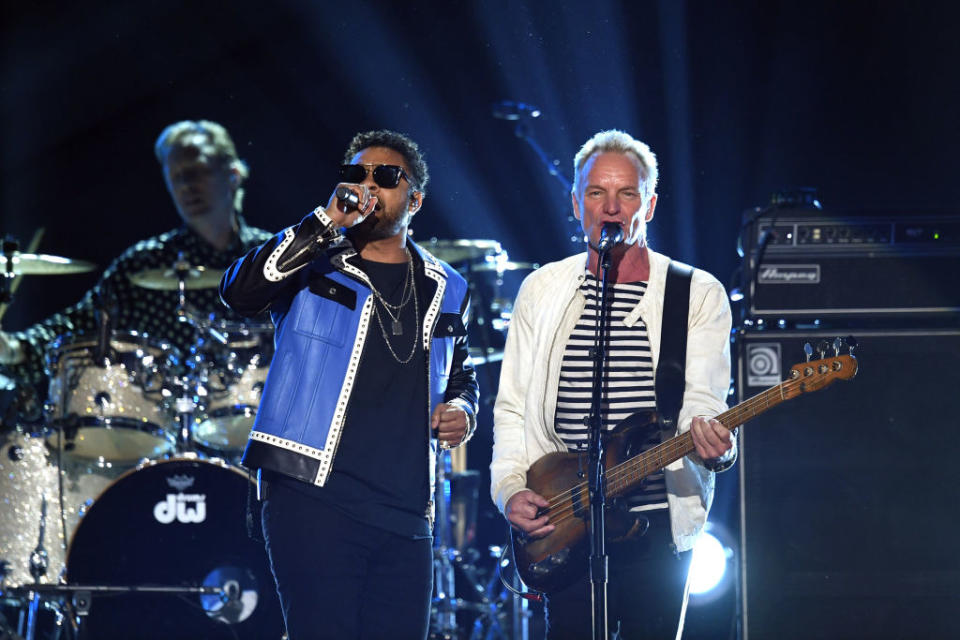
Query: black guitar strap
655,261,694,431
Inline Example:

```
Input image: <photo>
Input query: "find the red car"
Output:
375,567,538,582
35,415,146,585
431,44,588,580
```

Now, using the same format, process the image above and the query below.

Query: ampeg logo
746,343,782,387
154,474,206,524
757,264,820,284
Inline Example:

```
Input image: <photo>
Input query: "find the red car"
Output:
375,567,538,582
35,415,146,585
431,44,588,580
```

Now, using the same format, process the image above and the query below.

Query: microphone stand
587,244,615,640
509,119,572,194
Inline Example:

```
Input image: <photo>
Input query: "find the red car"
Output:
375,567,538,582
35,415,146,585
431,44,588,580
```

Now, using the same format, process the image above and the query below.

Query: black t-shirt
305,257,431,538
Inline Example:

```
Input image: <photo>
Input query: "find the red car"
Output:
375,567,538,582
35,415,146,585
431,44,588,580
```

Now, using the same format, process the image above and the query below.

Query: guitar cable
496,536,544,603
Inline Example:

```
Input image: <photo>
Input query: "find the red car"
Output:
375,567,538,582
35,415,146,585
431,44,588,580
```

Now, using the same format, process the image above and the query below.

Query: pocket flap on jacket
308,275,357,310
433,313,467,337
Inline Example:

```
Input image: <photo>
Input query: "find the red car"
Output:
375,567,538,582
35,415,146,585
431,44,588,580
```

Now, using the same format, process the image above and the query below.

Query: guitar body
511,412,661,593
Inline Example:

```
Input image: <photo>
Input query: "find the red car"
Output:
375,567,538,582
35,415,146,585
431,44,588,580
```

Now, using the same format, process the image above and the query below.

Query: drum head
66,458,282,639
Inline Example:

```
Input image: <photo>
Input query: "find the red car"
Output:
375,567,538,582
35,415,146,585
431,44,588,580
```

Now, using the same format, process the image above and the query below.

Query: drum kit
0,238,537,639
0,247,280,639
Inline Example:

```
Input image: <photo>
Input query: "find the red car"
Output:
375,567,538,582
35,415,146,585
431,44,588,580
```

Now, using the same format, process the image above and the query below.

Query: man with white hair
491,129,736,638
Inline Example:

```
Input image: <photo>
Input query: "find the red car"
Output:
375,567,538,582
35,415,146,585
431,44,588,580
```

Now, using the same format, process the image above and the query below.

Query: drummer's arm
220,207,342,316
0,256,118,385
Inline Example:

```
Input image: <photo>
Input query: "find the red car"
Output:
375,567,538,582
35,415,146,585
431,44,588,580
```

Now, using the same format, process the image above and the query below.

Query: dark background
3,1,959,637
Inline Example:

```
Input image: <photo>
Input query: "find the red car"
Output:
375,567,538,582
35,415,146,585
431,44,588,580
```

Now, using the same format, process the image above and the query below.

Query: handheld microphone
335,186,361,211
598,222,624,252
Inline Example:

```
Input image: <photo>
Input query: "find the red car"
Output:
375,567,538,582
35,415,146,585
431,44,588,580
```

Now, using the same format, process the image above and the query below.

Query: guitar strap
654,260,693,431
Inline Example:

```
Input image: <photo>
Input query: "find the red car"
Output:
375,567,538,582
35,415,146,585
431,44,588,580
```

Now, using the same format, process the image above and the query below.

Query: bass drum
66,457,282,640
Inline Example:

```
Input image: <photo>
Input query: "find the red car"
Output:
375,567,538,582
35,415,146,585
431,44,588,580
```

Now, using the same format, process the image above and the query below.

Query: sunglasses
339,163,415,189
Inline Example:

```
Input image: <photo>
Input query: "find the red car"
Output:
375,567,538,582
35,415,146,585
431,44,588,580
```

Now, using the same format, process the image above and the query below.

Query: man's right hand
324,183,378,229
505,489,555,538
0,330,24,365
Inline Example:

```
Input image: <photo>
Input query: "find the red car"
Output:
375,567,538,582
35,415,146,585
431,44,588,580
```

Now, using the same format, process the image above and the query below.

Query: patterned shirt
5,216,273,401
554,271,667,510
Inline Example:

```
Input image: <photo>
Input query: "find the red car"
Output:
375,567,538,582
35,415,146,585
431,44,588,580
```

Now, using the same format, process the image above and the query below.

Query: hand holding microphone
325,183,378,228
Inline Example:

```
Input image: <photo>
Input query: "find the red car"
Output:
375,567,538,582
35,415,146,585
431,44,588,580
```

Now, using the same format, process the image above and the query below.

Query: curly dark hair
343,130,429,196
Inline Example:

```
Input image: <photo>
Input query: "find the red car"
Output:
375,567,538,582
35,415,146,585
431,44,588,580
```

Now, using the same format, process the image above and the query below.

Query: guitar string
532,366,836,529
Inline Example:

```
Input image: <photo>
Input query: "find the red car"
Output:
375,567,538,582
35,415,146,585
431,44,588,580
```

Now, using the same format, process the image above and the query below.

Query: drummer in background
0,120,273,402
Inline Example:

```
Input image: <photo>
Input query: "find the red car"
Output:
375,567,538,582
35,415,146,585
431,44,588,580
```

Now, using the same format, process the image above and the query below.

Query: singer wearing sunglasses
490,130,736,639
221,130,479,639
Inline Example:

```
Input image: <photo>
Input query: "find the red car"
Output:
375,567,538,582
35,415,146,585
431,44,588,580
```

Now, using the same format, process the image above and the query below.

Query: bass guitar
511,346,858,593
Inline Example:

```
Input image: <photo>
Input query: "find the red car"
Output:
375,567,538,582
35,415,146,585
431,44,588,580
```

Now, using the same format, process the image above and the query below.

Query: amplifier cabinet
736,328,960,639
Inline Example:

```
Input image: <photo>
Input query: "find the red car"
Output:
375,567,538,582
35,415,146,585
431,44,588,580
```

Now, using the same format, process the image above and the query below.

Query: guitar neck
606,381,790,499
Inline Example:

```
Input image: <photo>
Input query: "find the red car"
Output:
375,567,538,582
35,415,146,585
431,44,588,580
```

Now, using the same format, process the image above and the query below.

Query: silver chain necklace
367,249,419,364
366,250,414,335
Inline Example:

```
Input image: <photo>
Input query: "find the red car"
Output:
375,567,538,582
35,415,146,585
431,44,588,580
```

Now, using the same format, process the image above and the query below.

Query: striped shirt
554,272,667,510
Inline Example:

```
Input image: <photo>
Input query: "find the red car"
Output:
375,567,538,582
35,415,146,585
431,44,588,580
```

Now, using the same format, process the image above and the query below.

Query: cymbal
465,261,539,273
423,239,502,265
0,252,96,275
128,266,223,291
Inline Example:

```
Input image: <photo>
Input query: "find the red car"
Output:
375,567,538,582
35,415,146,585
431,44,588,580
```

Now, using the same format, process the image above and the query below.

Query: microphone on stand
598,222,624,253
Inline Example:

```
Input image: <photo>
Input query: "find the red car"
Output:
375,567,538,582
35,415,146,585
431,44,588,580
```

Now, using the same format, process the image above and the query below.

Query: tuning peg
804,342,814,362
845,335,858,355
817,340,830,359
832,337,842,357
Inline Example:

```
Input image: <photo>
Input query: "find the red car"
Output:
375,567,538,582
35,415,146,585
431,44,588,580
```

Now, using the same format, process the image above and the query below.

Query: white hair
572,129,658,198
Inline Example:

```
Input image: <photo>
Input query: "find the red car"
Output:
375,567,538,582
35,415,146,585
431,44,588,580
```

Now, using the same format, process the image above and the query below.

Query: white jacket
490,248,733,551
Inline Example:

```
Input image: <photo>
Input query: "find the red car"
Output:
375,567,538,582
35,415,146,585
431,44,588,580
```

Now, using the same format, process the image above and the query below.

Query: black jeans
260,473,433,640
544,510,693,640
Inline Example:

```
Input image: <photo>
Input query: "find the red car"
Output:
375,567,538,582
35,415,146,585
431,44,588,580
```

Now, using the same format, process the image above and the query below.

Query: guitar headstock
784,336,858,397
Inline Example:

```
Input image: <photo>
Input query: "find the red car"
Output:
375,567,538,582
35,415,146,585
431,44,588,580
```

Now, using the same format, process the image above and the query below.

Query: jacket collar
326,239,447,277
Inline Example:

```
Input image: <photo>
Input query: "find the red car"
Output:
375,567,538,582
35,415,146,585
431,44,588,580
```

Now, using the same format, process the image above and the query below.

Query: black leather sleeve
220,209,341,317
443,287,480,416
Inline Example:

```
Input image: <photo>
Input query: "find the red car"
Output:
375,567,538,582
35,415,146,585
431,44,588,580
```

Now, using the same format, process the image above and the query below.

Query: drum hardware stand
6,583,225,640
22,495,51,640
0,236,19,306
170,256,207,456
169,374,199,454
90,286,118,367
432,452,516,640
433,449,458,639
173,252,192,320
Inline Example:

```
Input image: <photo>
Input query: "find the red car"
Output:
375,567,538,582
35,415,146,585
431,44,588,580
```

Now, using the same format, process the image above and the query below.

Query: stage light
687,520,737,606
689,531,727,596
